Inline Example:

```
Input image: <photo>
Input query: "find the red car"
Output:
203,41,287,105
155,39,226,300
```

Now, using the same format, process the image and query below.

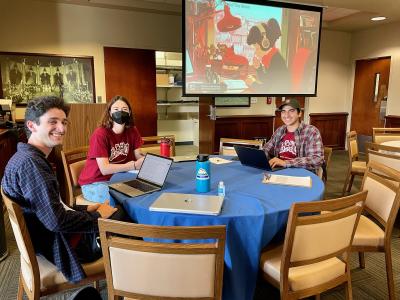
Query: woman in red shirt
79,95,144,206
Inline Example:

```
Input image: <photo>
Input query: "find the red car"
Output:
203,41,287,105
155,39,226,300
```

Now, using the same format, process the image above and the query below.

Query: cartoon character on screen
245,18,289,93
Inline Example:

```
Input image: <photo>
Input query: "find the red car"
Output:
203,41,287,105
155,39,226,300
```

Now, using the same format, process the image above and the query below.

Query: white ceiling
286,0,400,31
39,0,400,32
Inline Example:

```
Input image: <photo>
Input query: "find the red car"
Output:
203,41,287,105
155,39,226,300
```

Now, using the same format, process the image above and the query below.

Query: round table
110,160,324,300
381,140,400,148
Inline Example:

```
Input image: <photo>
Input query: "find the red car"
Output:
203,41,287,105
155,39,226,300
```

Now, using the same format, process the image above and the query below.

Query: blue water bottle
196,154,210,193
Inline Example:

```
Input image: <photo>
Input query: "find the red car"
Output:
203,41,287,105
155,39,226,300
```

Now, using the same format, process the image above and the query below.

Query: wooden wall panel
215,120,241,141
63,103,107,151
309,113,348,149
241,119,273,139
214,115,274,153
0,129,17,181
104,47,157,137
385,115,400,128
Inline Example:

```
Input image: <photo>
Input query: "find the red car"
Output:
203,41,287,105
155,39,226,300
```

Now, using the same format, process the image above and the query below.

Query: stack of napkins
262,174,312,188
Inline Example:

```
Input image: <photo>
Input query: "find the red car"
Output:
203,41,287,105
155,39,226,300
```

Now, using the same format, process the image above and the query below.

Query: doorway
350,56,390,150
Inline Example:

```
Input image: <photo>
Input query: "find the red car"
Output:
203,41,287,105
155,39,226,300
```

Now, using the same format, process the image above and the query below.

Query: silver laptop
150,193,224,216
109,153,173,197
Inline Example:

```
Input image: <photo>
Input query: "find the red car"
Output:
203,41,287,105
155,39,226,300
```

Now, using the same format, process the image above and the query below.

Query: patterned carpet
0,150,399,299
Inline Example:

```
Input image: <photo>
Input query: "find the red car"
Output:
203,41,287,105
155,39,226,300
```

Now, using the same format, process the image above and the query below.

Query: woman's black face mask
111,111,130,125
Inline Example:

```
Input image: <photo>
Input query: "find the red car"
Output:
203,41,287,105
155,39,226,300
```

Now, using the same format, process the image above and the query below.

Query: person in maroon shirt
79,95,144,206
264,98,323,173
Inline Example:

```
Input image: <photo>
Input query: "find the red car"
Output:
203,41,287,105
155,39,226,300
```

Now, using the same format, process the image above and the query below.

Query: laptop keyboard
127,180,156,192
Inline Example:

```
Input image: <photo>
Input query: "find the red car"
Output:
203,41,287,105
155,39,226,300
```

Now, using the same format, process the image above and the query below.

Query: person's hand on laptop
126,156,144,171
133,156,145,170
269,157,287,168
95,200,118,219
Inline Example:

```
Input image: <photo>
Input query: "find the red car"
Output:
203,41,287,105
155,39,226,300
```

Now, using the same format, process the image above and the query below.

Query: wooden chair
99,219,226,300
366,142,400,174
372,127,400,144
260,191,367,300
351,161,400,300
318,146,333,182
140,135,176,156
324,146,333,169
1,188,105,300
61,146,94,206
342,131,367,195
219,138,263,156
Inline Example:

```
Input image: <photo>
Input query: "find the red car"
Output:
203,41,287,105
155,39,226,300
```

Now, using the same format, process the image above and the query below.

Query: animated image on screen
184,0,322,96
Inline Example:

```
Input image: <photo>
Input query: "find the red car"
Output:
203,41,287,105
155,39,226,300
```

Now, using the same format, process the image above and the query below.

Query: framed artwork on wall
215,96,250,107
0,52,95,106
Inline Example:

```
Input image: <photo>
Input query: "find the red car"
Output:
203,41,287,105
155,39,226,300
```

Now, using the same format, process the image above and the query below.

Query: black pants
109,203,132,222
75,204,133,263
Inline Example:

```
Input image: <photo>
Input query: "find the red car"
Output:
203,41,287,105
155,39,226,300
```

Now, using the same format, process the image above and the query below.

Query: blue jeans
81,182,116,207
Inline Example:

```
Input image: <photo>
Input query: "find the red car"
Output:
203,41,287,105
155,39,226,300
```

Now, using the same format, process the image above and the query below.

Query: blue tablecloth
110,160,324,300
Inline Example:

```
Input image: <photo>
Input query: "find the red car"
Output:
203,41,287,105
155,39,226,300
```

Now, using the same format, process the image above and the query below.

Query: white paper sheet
262,174,312,188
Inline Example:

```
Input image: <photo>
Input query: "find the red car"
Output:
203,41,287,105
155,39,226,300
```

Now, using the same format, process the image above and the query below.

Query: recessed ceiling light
371,16,387,21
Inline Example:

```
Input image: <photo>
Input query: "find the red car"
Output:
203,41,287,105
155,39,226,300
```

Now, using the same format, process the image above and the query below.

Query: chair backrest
99,219,226,300
324,147,333,169
372,127,400,144
140,135,176,156
219,138,263,156
1,188,40,298
318,146,333,182
61,146,89,207
281,191,367,295
360,161,400,235
347,131,359,161
366,142,400,172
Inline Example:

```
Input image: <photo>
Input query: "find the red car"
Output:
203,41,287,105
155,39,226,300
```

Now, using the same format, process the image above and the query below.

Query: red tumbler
160,138,171,157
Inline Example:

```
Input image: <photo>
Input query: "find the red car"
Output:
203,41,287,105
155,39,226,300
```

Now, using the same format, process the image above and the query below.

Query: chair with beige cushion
351,161,400,300
99,219,226,300
219,138,263,156
366,142,400,172
140,135,176,156
342,131,367,195
372,127,400,144
61,146,94,206
260,191,367,300
1,188,104,300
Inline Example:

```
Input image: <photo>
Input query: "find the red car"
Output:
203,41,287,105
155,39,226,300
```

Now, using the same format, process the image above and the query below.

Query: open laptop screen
137,154,173,186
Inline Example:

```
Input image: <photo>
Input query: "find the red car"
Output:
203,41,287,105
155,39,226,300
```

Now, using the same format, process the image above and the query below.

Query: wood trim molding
309,113,349,116
385,115,400,128
216,114,273,119
309,113,348,150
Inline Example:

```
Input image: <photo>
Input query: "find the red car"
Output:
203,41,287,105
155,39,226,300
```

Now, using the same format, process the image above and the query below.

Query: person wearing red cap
263,98,324,173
